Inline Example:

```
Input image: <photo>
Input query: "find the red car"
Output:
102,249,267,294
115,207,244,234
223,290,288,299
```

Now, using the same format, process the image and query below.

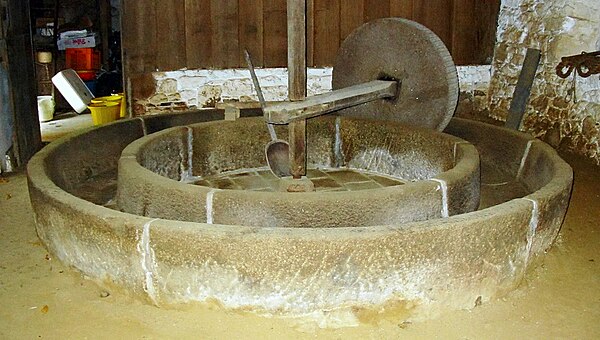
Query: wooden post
287,0,307,179
289,120,307,177
288,0,306,101
505,48,541,130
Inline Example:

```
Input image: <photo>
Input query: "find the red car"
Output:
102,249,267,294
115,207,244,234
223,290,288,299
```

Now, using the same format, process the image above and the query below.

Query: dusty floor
0,153,598,339
39,111,93,143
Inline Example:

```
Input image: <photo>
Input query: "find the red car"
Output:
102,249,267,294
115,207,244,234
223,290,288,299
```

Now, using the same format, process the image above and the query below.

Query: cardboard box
57,34,97,50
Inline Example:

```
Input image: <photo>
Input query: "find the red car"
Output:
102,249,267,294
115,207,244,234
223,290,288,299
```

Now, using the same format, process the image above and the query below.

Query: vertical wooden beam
412,0,453,51
505,48,541,130
3,0,40,166
287,0,306,101
289,120,306,178
475,0,501,64
452,0,477,65
121,0,158,115
287,0,307,178
306,0,314,67
122,0,156,73
99,0,111,68
52,0,60,73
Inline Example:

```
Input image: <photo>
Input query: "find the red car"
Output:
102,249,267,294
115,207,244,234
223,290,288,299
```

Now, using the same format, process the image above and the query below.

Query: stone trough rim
26,113,573,322
116,117,481,227
26,115,571,234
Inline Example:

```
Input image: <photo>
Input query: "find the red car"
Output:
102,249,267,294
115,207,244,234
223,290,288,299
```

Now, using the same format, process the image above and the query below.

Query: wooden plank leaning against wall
122,0,500,115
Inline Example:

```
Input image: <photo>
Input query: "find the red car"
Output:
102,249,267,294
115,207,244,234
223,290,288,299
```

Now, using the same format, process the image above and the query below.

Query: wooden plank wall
123,0,500,72
2,0,41,165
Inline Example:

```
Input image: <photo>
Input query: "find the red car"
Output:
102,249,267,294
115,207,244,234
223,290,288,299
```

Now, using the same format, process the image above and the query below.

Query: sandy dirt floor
0,152,598,339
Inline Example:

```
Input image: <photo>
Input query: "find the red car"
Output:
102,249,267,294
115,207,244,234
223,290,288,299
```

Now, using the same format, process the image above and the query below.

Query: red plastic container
65,48,100,71
76,70,96,81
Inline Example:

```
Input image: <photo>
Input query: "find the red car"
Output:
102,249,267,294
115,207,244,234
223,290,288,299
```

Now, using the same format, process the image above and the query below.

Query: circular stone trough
26,111,573,325
116,117,480,228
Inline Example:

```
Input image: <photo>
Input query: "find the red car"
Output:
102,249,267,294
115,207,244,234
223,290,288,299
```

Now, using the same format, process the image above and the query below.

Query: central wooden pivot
268,8,458,179
287,0,307,179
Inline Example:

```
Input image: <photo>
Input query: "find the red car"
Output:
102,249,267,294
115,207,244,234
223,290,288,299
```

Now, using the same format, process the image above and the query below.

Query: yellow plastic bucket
91,93,126,118
116,93,126,118
88,101,120,125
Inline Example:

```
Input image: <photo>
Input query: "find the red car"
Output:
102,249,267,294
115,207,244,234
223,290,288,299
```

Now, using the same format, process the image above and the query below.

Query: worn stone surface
41,119,145,194
197,168,406,192
435,142,481,216
146,201,533,320
517,140,574,259
277,176,315,192
26,114,572,325
117,117,480,228
136,127,189,181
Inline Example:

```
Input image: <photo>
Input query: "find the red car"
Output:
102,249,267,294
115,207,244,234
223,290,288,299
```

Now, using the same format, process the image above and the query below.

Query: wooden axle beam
264,80,398,124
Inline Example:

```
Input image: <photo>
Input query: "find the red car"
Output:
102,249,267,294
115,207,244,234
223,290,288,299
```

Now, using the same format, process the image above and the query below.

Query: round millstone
332,17,459,131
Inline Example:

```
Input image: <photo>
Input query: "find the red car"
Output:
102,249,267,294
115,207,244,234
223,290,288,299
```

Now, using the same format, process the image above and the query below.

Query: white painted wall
144,65,490,113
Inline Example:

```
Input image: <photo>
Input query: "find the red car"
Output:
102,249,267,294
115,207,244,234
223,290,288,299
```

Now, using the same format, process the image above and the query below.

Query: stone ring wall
116,117,480,228
26,110,572,324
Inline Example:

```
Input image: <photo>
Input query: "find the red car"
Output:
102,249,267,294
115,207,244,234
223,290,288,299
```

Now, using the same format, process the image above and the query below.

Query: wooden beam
505,48,541,130
157,0,186,70
287,0,306,101
288,119,306,179
340,0,364,45
265,80,398,124
306,0,314,67
287,0,307,179
390,0,413,19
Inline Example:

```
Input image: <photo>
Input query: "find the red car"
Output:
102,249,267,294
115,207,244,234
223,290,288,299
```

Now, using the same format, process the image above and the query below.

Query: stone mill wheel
332,17,459,131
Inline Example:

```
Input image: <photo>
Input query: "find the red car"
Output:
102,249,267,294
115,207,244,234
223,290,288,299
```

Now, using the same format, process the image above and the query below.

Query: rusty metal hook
556,51,600,78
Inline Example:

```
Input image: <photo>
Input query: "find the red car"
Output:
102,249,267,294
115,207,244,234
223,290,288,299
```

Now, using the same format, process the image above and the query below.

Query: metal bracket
556,51,600,78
